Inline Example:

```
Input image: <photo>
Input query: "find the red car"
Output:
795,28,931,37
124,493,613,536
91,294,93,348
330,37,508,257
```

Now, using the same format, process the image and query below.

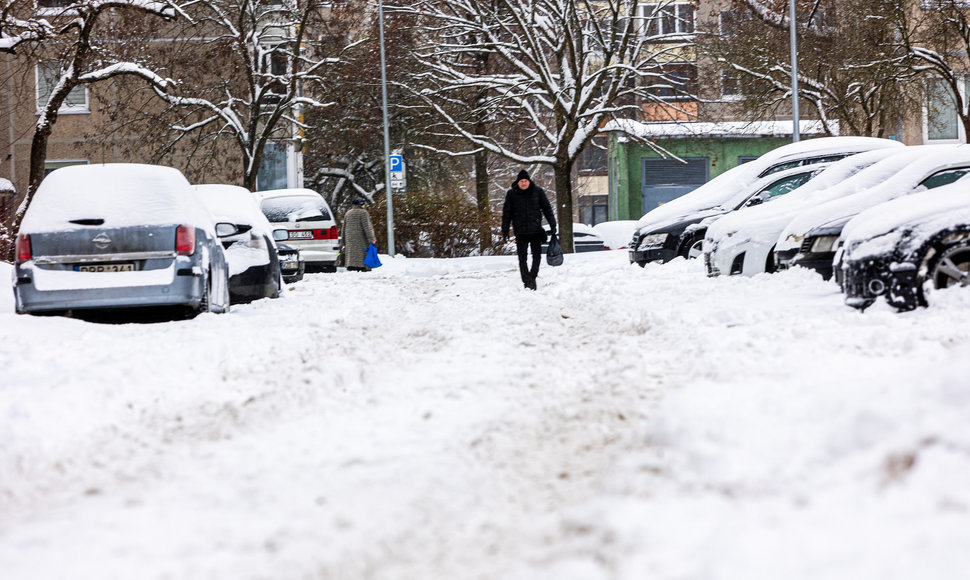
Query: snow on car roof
778,144,970,243
255,188,325,201
707,148,925,242
194,184,273,235
634,137,901,232
592,220,638,249
19,163,213,234
842,176,970,260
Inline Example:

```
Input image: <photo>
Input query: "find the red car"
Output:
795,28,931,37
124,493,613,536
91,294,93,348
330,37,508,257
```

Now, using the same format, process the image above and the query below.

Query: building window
645,63,697,101
721,69,741,99
579,136,608,174
257,141,289,191
926,77,962,142
640,2,694,38
36,63,88,112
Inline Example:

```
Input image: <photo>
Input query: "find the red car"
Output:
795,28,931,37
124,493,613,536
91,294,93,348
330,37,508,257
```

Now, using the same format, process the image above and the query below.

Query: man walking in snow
502,169,557,290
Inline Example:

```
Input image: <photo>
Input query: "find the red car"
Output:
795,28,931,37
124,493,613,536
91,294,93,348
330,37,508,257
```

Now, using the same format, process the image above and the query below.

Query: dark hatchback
840,180,970,311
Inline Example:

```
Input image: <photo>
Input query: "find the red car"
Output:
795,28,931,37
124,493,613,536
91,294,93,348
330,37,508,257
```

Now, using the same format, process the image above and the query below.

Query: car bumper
789,251,836,280
14,262,205,314
842,257,919,311
629,246,677,265
286,244,338,266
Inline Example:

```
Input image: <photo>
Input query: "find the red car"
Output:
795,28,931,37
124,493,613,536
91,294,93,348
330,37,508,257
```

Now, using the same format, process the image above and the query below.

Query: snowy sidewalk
1,252,969,579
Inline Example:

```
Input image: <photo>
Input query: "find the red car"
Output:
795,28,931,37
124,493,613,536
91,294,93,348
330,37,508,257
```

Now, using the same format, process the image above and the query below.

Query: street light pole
789,0,800,142
378,0,395,256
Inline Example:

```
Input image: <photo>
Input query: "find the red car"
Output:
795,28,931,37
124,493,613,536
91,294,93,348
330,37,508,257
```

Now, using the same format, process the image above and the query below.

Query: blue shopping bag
363,243,382,268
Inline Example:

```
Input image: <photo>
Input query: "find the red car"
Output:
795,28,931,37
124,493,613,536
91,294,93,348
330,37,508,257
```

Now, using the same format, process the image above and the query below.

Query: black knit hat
352,197,366,206
516,169,531,182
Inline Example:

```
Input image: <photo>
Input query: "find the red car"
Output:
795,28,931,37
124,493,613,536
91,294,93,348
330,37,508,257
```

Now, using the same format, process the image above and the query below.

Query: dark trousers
515,233,543,284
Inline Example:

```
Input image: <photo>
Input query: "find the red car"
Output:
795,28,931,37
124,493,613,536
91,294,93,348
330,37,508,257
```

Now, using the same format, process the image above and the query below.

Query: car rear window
260,195,332,222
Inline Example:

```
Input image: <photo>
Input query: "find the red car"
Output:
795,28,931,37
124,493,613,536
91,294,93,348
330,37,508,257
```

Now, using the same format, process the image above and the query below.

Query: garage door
641,157,709,213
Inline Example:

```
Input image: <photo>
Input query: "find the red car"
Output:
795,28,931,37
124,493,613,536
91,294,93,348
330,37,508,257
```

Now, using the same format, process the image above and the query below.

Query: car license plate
288,230,313,239
75,263,135,272
282,260,299,269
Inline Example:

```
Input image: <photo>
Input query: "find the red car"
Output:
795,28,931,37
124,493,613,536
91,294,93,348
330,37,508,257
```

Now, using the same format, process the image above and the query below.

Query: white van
256,188,340,272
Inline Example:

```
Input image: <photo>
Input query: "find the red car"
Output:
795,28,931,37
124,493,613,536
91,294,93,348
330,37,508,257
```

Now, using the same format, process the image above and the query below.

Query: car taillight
313,226,339,240
15,233,31,264
176,225,196,255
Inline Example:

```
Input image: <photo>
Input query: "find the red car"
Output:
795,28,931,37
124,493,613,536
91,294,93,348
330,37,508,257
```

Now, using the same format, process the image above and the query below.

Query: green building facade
607,122,820,221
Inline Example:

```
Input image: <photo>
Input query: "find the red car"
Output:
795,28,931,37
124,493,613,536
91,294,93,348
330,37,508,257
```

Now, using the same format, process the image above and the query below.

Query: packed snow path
2,252,969,579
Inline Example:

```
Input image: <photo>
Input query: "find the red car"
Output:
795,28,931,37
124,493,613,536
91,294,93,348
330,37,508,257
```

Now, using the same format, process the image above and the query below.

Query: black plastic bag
546,233,564,266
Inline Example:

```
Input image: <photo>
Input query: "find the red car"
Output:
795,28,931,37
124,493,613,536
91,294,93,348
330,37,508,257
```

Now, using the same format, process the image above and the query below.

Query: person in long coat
342,197,377,271
502,169,557,290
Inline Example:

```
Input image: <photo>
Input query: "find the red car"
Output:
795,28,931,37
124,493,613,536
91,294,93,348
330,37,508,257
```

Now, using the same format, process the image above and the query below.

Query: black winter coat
502,183,557,239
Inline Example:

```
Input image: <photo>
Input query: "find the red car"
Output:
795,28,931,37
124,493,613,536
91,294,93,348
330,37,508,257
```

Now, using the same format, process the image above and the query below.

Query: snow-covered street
2,251,970,579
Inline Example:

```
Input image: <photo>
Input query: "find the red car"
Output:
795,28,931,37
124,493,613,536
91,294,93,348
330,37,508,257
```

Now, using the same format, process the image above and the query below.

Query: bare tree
893,0,970,142
1,0,175,260
698,0,916,138
397,0,681,252
143,0,362,191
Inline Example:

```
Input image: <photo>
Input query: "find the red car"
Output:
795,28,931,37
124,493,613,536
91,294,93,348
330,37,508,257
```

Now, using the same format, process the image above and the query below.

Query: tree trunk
553,156,574,254
5,100,62,262
474,146,490,253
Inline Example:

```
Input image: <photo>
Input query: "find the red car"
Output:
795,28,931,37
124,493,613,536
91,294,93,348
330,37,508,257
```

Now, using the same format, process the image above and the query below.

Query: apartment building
594,0,956,224
0,0,313,232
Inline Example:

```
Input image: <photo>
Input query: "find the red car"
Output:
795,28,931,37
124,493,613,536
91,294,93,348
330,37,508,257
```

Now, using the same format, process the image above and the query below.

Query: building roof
605,119,839,141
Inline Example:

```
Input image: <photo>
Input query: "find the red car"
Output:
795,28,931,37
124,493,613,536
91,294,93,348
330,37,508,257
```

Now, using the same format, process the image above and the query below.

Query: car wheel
199,271,212,313
764,245,778,274
679,234,704,259
923,242,970,305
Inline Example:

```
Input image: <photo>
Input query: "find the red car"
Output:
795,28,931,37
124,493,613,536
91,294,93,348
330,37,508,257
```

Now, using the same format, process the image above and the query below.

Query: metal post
378,0,395,256
789,0,800,142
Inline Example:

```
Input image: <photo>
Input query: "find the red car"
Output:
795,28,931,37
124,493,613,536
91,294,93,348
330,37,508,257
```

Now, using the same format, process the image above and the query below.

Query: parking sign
389,155,404,173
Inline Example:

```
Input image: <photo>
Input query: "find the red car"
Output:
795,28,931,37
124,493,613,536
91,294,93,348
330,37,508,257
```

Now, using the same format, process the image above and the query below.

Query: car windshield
261,195,331,222
918,167,970,190
760,153,850,177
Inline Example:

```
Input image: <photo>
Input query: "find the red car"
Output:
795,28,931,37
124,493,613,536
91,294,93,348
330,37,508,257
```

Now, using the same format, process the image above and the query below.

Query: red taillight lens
15,233,31,264
176,225,196,255
311,226,339,240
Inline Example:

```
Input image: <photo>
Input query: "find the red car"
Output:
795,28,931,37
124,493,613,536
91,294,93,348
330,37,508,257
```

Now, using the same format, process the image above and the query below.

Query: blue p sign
389,155,403,173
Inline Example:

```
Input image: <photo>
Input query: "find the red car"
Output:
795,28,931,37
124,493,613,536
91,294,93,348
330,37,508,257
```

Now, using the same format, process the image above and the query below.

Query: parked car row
12,163,339,318
629,136,970,312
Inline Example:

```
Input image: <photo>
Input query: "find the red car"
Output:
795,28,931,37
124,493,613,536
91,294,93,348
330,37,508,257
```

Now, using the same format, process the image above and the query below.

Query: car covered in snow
276,242,304,283
591,220,638,250
775,144,970,279
195,184,283,304
634,164,831,269
542,223,606,253
13,164,231,317
703,147,910,277
256,188,339,272
839,178,970,311
628,136,903,266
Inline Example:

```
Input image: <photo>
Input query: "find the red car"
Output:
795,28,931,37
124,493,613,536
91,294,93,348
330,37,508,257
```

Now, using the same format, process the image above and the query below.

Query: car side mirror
215,222,239,237
272,229,289,241
745,195,764,207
